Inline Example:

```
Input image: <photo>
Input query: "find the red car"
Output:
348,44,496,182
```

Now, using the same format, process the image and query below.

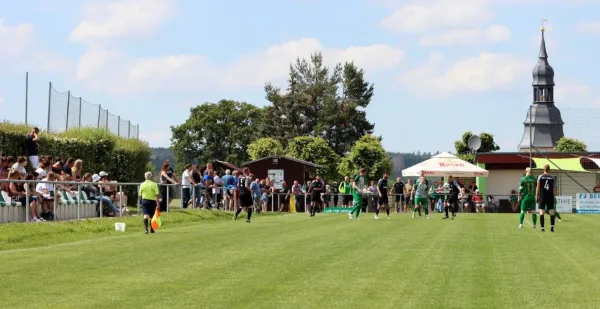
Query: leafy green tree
262,54,375,155
555,137,587,152
337,135,393,180
247,137,284,160
454,132,500,163
285,136,339,181
171,100,263,169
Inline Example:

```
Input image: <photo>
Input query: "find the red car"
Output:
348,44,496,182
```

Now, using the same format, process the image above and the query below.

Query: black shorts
379,194,388,205
539,199,555,211
311,193,321,203
142,199,157,215
240,194,253,207
447,195,458,204
343,195,352,205
394,194,404,202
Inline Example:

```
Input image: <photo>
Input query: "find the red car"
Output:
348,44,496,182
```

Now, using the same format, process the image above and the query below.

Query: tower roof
532,28,555,86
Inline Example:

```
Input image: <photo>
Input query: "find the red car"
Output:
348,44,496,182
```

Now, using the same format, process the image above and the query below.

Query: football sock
555,212,562,220
247,208,253,221
375,208,380,215
519,212,525,224
386,208,390,216
540,215,545,228
235,208,242,218
143,218,149,232
532,213,537,225
424,206,429,216
444,206,449,217
417,207,421,216
550,215,555,226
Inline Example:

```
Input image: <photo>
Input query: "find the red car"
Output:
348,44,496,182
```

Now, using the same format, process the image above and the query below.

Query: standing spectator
213,171,223,209
277,180,290,212
181,164,193,209
139,171,160,234
26,127,40,169
62,158,75,176
159,160,178,211
251,177,261,211
292,180,304,212
331,181,339,207
11,156,28,177
203,170,215,208
339,176,352,207
191,164,202,208
368,180,378,212
509,189,519,212
221,169,234,210
404,179,413,213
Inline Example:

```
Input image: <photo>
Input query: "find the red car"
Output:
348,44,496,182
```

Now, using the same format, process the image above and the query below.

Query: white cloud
577,21,600,35
397,52,528,96
419,25,511,46
140,131,170,146
554,81,600,107
75,38,405,94
70,0,176,43
0,18,35,57
379,0,493,33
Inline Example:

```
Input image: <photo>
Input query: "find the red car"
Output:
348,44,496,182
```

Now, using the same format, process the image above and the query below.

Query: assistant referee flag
151,207,162,230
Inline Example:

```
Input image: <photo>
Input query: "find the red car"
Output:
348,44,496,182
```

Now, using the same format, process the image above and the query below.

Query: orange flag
151,207,162,231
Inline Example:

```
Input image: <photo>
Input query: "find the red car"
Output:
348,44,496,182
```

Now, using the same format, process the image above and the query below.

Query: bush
0,122,151,204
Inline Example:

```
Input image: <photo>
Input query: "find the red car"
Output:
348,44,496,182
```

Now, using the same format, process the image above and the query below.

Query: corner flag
151,207,162,231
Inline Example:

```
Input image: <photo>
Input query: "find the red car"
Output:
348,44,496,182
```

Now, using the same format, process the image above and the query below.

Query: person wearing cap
82,173,120,216
472,189,485,213
348,168,368,220
139,171,160,234
518,167,538,229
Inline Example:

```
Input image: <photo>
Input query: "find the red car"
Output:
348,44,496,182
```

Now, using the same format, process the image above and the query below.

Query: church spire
539,24,548,58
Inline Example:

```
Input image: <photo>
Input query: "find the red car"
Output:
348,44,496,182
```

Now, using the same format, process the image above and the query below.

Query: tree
555,137,587,152
337,135,393,180
247,137,284,160
262,53,375,154
454,131,500,163
285,136,339,181
171,100,263,169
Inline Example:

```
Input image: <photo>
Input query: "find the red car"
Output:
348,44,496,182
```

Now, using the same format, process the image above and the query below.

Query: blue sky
2,0,600,153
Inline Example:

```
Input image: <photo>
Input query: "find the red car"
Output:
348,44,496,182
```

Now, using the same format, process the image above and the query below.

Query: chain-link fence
46,82,139,138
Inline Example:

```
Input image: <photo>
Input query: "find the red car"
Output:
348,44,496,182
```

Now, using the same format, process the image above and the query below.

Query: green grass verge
0,209,273,251
1,213,599,308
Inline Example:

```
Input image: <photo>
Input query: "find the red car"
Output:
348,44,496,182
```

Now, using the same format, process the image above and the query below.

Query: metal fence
46,82,139,138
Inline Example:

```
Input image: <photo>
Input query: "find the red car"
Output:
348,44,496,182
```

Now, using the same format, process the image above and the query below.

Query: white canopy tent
402,152,489,177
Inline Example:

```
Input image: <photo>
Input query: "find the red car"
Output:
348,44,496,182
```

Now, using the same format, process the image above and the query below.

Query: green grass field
1,211,599,308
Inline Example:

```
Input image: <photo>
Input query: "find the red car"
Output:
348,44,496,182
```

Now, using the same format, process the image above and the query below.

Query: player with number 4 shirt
536,164,557,232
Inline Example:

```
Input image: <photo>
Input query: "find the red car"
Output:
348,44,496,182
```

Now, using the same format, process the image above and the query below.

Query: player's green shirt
519,175,537,199
414,180,429,198
353,175,366,195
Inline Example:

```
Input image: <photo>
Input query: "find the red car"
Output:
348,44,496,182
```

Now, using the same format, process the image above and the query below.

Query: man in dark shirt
391,177,405,213
26,127,40,169
234,167,254,223
309,175,324,217
376,173,390,219
62,158,75,176
536,164,557,232
444,175,460,220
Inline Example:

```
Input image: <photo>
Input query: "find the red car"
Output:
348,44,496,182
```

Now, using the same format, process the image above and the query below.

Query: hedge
0,122,151,205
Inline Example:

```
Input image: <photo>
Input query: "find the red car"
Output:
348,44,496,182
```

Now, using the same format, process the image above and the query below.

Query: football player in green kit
348,168,368,220
410,171,430,219
518,167,538,229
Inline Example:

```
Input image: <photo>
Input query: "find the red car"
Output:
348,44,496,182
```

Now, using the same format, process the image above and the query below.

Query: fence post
105,111,109,129
25,72,29,125
128,121,131,138
65,91,71,131
118,185,123,217
78,97,82,127
97,105,101,128
137,125,140,139
25,183,30,222
47,82,52,132
166,185,170,212
117,116,121,136
137,184,141,215
77,184,81,220
99,185,103,218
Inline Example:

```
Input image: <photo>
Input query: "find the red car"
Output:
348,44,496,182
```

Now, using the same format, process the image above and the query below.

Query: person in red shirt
472,190,485,213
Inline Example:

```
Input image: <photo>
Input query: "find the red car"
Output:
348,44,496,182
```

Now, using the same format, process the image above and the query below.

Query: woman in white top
11,156,27,177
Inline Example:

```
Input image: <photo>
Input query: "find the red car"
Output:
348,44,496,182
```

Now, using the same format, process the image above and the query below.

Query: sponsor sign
267,169,284,190
575,193,600,214
323,207,352,213
555,196,572,213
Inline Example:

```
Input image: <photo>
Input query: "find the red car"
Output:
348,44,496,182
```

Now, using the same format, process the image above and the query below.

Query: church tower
519,22,565,152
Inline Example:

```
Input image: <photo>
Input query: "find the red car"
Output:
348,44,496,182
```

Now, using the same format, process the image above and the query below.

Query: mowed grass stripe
1,213,600,309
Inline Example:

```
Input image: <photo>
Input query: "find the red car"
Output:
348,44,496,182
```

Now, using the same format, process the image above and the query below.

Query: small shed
242,156,322,186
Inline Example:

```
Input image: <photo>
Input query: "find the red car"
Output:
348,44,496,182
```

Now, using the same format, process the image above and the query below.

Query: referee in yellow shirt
139,172,160,234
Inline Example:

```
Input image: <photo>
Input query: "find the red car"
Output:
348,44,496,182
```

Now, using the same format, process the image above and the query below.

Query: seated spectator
11,156,27,177
99,171,128,208
473,190,485,213
509,190,519,213
62,158,75,176
84,173,121,216
36,171,60,220
0,156,8,179
36,159,50,180
72,159,83,181
8,170,42,221
459,187,470,213
51,157,63,175
26,172,47,217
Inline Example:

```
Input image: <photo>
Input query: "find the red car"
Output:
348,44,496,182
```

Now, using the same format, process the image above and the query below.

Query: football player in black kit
234,167,254,223
375,173,390,219
444,175,460,220
309,175,324,217
536,164,557,232
391,177,405,213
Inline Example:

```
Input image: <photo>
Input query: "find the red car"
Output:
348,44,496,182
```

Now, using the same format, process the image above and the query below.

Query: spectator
36,159,49,180
459,187,469,213
221,169,234,210
51,157,63,174
213,171,223,209
368,180,378,211
159,160,178,212
36,171,60,220
331,181,339,207
84,173,121,216
0,156,9,179
404,179,413,212
593,181,600,193
509,190,519,212
292,180,304,212
203,170,215,208
251,177,261,211
62,158,75,176
181,164,193,209
8,170,42,221
26,127,40,169
277,180,290,212
72,159,83,181
99,171,128,209
473,190,485,213
339,176,352,207
11,156,28,177
191,164,202,208
26,172,47,218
